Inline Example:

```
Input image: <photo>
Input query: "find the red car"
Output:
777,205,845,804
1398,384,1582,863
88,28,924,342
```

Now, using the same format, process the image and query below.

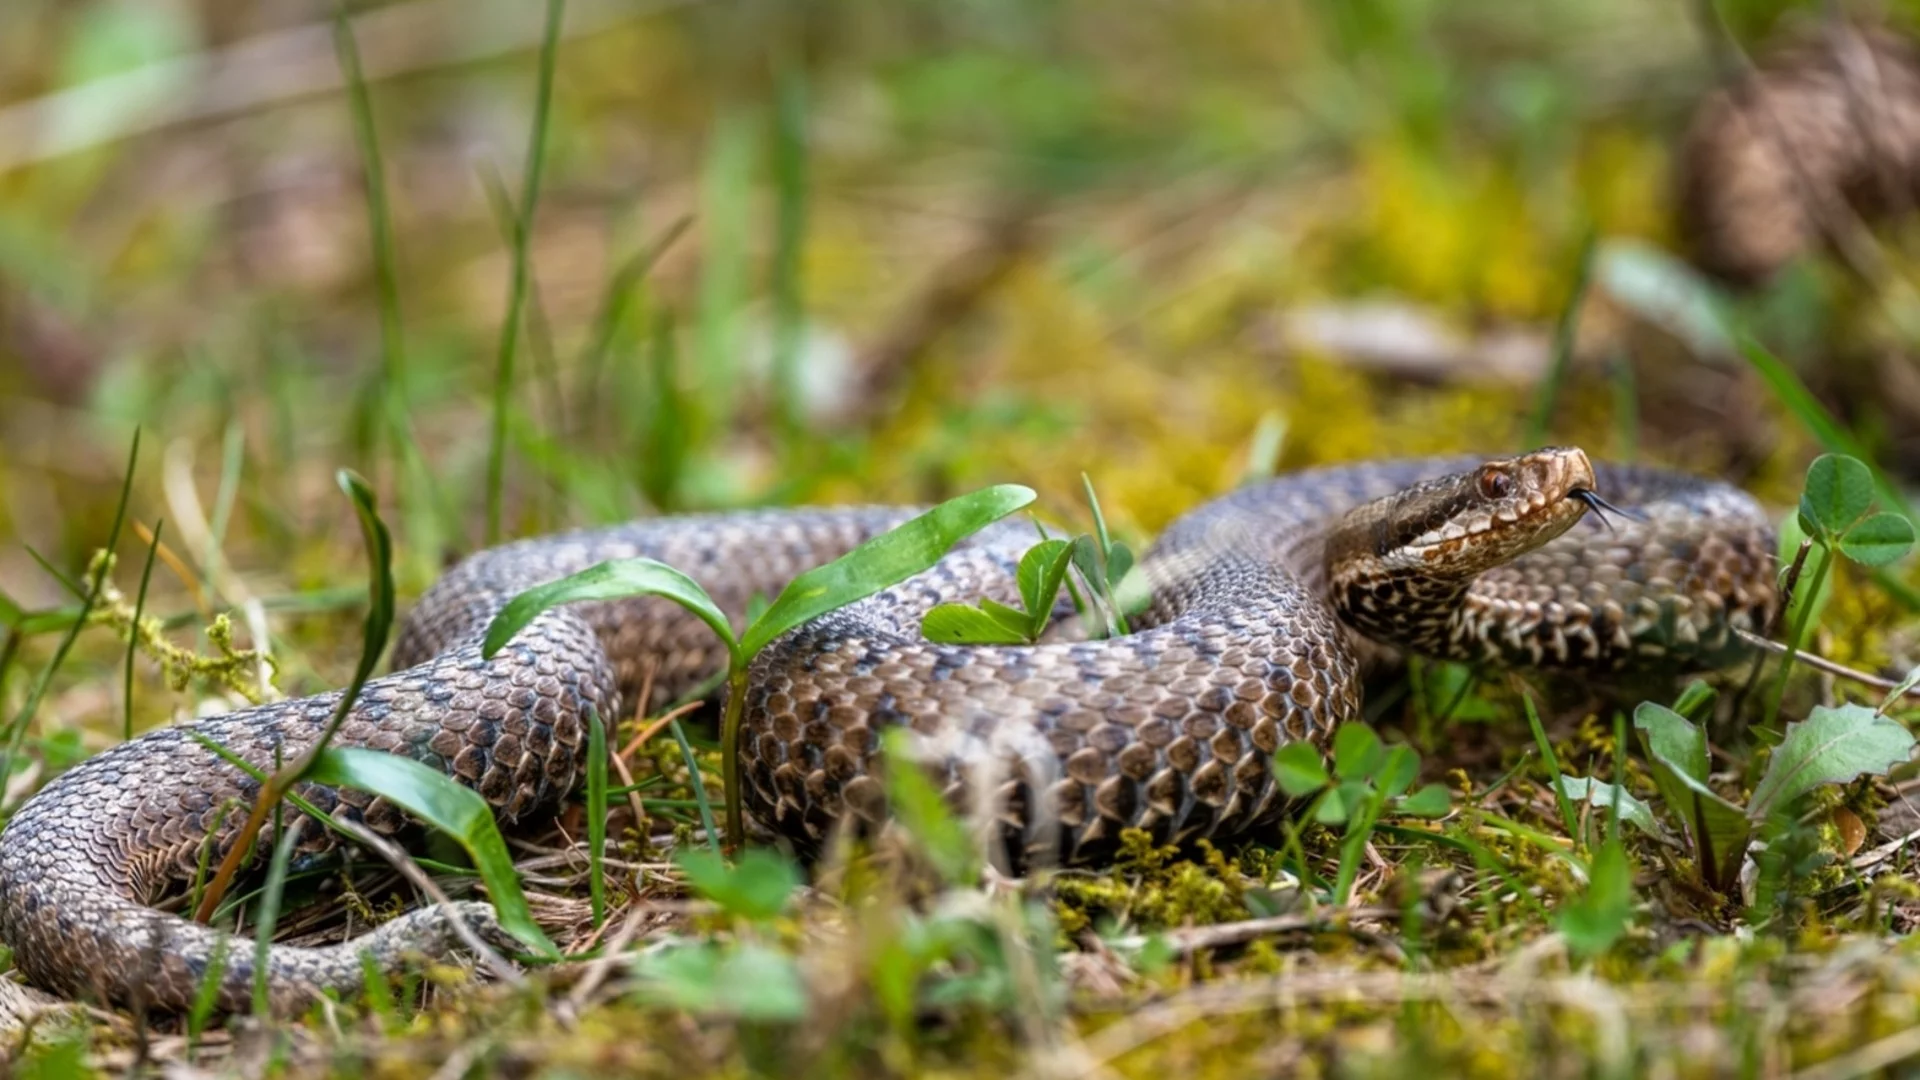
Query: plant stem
485,0,566,544
1766,543,1833,727
722,667,749,850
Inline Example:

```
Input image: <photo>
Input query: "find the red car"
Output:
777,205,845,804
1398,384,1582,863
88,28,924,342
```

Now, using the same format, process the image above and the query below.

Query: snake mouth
1568,487,1644,532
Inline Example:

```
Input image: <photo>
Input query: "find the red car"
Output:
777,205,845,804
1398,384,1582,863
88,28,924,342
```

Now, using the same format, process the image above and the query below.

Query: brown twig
330,818,523,985
1733,626,1920,700
621,700,703,761
562,902,652,1016
129,519,208,618
1104,906,1401,959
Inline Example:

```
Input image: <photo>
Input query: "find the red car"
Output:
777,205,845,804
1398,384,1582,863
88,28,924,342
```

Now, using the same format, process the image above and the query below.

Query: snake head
1327,446,1598,584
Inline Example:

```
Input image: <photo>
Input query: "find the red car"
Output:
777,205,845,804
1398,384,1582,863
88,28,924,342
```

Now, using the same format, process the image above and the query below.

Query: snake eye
1477,467,1514,500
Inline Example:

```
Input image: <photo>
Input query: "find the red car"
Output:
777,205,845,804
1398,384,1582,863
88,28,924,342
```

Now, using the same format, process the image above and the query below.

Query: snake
0,447,1777,1014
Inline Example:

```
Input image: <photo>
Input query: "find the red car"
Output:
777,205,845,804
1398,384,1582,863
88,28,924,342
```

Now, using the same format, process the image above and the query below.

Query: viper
0,447,1777,1012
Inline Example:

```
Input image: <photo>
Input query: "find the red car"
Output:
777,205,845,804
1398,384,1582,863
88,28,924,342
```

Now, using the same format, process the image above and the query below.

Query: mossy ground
6,0,1920,1076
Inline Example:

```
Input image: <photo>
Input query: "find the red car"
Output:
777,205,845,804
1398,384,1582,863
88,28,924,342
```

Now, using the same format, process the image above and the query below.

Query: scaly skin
0,452,1776,1012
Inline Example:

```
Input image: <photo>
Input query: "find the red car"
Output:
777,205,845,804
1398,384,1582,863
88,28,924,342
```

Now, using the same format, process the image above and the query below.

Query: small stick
619,701,703,762
563,902,651,1014
331,818,523,986
1734,626,1920,699
1105,906,1401,959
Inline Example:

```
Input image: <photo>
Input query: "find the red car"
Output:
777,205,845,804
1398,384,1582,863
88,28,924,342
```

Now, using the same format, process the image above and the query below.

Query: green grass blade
186,933,230,1046
1738,338,1913,523
587,705,608,928
879,727,976,884
306,470,395,756
1523,692,1580,847
636,309,689,510
251,816,307,1016
770,64,809,447
669,718,720,851
1240,410,1288,485
693,109,756,447
23,546,84,599
1526,228,1595,449
191,469,394,923
739,485,1036,658
359,949,399,1032
334,2,406,392
485,0,566,544
306,746,558,958
123,518,163,742
186,799,238,924
1608,352,1639,463
204,419,245,590
482,557,739,663
2,428,139,778
577,215,690,429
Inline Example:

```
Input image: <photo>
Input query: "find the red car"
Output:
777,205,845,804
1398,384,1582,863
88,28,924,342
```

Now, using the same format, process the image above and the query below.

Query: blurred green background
2,0,1913,705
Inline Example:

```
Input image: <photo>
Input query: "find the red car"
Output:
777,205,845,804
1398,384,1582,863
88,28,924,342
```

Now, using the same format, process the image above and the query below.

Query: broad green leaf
981,598,1034,636
1554,777,1669,841
1839,512,1915,567
1272,742,1331,797
1633,704,1750,891
1798,453,1874,540
631,942,808,1021
674,848,802,923
1070,534,1106,597
921,603,1030,645
1015,539,1073,635
1746,703,1917,823
1105,542,1134,588
1595,241,1735,357
305,747,558,957
1633,703,1708,785
741,485,1036,658
1375,744,1419,799
1316,780,1370,825
0,589,21,629
1397,783,1452,818
1332,723,1385,781
882,728,976,884
1672,680,1718,721
483,557,737,663
1557,839,1634,960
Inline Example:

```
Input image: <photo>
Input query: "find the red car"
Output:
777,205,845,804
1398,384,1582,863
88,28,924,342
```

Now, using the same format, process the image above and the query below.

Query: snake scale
0,448,1777,1013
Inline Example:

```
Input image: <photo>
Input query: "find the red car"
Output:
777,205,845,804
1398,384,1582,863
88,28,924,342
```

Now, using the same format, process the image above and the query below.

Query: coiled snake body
0,449,1776,1012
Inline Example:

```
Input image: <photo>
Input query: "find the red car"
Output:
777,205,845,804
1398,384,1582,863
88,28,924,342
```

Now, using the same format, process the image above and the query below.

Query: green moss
1055,831,1255,937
